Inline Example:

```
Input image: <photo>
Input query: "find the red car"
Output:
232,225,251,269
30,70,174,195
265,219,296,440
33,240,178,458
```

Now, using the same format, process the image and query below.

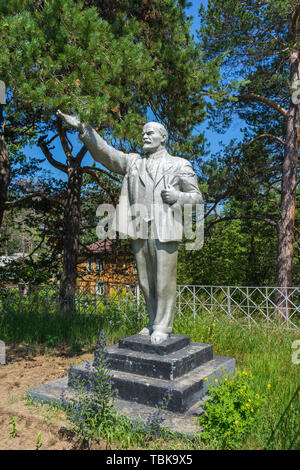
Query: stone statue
57,110,202,344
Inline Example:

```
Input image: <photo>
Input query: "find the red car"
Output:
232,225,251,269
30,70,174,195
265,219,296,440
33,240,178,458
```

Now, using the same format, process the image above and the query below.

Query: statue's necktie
147,157,161,181
146,158,155,179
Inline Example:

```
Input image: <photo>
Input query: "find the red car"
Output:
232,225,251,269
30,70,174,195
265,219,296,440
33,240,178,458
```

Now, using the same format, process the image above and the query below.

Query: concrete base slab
28,376,204,437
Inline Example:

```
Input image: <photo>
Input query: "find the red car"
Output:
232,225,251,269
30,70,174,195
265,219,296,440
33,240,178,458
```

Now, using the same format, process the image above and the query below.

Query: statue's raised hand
56,109,84,132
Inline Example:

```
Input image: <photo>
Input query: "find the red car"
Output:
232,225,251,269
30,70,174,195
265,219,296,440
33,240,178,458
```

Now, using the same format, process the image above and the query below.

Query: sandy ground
0,343,113,450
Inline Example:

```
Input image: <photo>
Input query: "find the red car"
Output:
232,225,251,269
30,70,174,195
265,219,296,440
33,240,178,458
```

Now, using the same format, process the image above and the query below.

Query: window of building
87,260,92,271
96,280,105,296
96,260,105,272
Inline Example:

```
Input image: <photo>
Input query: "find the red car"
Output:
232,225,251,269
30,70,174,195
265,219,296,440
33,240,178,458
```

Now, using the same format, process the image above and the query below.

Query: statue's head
142,122,168,154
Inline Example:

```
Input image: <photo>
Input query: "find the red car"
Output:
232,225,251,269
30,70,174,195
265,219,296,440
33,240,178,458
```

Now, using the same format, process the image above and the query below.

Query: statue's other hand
56,109,83,132
161,186,179,205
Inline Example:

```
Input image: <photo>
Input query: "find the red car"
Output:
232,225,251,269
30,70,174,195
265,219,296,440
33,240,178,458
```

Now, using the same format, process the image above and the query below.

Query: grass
0,298,299,450
0,297,143,352
174,312,300,449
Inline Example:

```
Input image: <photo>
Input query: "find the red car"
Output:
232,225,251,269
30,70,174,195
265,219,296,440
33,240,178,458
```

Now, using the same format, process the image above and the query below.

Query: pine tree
198,1,300,306
0,1,216,308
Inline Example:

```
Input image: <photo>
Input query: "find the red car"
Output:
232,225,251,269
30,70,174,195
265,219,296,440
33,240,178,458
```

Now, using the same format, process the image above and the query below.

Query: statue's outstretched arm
56,110,129,175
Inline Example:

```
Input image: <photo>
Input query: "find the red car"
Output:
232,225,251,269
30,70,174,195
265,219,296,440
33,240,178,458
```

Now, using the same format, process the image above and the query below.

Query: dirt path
0,343,111,450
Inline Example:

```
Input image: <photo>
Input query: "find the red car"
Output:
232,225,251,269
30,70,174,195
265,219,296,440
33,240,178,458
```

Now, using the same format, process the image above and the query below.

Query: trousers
131,234,179,335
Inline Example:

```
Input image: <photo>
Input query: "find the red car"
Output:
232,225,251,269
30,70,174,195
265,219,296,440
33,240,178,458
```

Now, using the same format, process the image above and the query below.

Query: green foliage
0,0,211,152
178,198,279,285
60,330,118,448
264,385,300,450
9,416,18,439
35,432,42,450
1,1,147,130
96,388,176,449
0,173,67,284
44,334,59,348
0,286,144,350
174,310,300,450
199,370,265,449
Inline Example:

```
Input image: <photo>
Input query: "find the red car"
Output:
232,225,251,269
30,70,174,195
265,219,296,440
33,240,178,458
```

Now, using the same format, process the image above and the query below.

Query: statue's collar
146,149,166,160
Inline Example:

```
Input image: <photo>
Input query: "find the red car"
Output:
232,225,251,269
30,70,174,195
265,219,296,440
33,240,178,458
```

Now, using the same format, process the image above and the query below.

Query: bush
199,370,265,449
60,330,117,448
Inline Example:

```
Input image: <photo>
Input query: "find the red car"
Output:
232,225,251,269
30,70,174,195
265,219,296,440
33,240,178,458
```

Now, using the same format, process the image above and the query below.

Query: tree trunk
59,163,82,311
275,49,300,319
0,136,10,229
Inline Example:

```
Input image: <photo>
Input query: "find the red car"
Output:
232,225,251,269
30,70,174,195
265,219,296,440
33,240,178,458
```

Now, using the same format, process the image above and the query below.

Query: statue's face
142,123,166,154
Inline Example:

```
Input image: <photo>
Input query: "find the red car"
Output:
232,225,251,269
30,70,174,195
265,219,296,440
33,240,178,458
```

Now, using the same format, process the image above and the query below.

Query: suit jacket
80,125,203,242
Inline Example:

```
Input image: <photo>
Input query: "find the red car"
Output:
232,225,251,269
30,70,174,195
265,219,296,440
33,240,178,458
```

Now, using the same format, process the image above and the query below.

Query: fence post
227,286,231,321
136,284,140,308
285,287,288,324
266,287,269,325
193,285,196,317
247,286,250,326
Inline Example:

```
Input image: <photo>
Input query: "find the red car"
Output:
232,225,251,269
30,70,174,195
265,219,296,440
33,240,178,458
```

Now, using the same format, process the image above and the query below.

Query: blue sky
22,0,244,182
187,0,244,157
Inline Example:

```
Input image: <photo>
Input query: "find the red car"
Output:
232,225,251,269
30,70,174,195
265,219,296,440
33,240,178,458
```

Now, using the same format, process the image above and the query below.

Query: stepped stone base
69,334,235,413
28,333,235,435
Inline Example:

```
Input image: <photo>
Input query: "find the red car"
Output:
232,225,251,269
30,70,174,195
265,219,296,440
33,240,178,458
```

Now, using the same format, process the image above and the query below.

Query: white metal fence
0,283,299,329
176,285,300,329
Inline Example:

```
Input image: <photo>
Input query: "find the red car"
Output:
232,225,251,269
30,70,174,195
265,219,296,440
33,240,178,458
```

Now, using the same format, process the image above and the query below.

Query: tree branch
28,229,48,262
56,118,74,163
81,166,121,184
5,192,64,207
38,135,68,174
81,167,117,204
205,188,233,218
238,93,288,118
76,144,88,165
205,215,278,233
290,4,300,44
246,133,286,147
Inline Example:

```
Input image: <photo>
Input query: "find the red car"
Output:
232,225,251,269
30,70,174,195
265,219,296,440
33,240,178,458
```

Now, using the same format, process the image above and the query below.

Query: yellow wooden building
76,239,138,295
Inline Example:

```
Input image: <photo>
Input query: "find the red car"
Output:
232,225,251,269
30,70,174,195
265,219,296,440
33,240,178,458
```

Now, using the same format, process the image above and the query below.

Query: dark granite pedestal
28,333,235,436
